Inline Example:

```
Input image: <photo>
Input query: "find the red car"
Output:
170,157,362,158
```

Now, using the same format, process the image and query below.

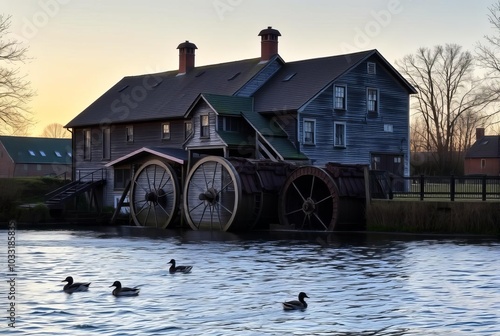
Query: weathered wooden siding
236,59,282,97
298,55,410,176
72,119,188,206
185,101,226,149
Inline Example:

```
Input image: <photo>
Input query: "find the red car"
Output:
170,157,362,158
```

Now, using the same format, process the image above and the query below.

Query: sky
1,0,497,136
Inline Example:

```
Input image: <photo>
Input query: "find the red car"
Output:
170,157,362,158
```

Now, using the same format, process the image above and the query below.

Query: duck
61,276,91,293
110,281,140,297
168,259,193,274
282,292,309,310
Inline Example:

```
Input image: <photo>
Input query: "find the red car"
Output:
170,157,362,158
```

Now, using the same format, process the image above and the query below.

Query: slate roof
253,49,417,113
0,136,72,164
66,57,268,128
465,136,500,158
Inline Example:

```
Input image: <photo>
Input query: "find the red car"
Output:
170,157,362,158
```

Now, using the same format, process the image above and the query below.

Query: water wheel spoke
218,202,234,216
285,207,305,216
315,194,333,205
156,202,172,218
189,179,205,193
189,200,205,214
211,162,219,189
312,212,329,230
197,204,209,228
144,205,152,224
153,165,157,188
309,175,315,198
300,213,308,229
209,205,214,230
153,206,159,228
158,174,171,191
217,180,234,195
134,200,149,217
215,203,224,230
133,179,150,195
202,164,209,190
292,181,307,202
145,166,153,190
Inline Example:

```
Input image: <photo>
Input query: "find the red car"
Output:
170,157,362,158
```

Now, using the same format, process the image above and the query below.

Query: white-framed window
83,129,91,160
102,127,111,160
367,88,378,113
200,115,209,138
303,119,316,145
334,122,346,147
184,121,193,139
334,85,346,110
126,126,133,142
162,122,171,140
367,62,376,74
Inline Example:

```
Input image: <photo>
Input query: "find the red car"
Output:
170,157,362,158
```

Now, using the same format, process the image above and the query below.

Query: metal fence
372,173,500,201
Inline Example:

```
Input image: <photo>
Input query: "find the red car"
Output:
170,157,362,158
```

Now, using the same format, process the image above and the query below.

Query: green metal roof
264,136,308,160
201,93,253,116
217,131,251,146
0,136,72,164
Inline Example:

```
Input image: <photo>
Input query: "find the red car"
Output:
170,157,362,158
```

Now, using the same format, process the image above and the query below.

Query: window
84,129,91,160
102,127,111,160
367,88,378,113
36,164,41,171
200,115,209,138
114,168,131,189
334,85,346,110
126,126,133,142
384,124,393,132
162,122,171,140
334,122,346,147
28,150,36,156
371,156,380,170
184,121,193,139
303,119,316,145
55,151,62,157
224,117,239,132
39,150,46,157
481,159,486,169
367,62,376,74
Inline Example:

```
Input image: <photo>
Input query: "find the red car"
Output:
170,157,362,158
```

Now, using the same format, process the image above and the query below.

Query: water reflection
0,227,498,335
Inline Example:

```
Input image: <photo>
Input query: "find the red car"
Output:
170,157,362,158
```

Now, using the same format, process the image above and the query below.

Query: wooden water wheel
278,166,340,231
183,156,243,231
129,159,180,228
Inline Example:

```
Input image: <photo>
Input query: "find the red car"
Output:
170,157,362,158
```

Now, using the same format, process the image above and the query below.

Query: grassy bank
0,177,69,222
367,200,500,236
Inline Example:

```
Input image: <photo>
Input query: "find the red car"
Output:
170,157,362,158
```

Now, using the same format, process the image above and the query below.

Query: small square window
367,88,378,113
367,62,376,74
200,115,209,138
28,150,36,156
39,150,46,156
303,119,315,145
162,122,171,140
55,151,62,157
334,122,346,147
334,86,346,110
126,126,134,142
184,121,193,139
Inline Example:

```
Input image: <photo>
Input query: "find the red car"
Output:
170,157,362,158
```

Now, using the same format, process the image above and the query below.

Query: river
1,226,499,335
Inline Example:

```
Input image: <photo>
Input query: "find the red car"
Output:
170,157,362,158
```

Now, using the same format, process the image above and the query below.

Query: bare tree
41,123,71,138
477,1,500,80
0,14,34,135
398,44,500,174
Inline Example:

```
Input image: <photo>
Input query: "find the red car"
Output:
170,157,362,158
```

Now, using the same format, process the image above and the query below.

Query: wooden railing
374,174,500,201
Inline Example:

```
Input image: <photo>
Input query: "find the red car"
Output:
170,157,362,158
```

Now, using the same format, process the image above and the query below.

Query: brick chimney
177,40,197,75
258,26,281,62
476,127,485,140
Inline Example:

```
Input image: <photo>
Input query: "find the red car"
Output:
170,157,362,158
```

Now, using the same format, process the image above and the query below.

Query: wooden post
420,175,425,200
363,166,371,212
450,175,455,202
482,175,487,201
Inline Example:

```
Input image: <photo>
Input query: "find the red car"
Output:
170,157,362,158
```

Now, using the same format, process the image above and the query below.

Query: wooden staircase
45,169,107,210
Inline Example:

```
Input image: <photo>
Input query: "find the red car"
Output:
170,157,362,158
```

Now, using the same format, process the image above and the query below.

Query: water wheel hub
302,197,316,215
145,190,158,204
199,187,219,205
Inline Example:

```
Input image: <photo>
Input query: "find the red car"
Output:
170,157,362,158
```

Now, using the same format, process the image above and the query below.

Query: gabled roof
253,49,417,113
0,136,72,164
66,58,269,128
105,146,188,166
465,136,500,158
199,93,253,116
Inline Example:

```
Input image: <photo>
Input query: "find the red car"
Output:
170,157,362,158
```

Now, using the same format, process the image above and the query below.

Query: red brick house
464,128,500,175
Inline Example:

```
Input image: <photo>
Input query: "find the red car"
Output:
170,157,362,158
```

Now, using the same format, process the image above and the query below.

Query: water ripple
0,229,498,335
